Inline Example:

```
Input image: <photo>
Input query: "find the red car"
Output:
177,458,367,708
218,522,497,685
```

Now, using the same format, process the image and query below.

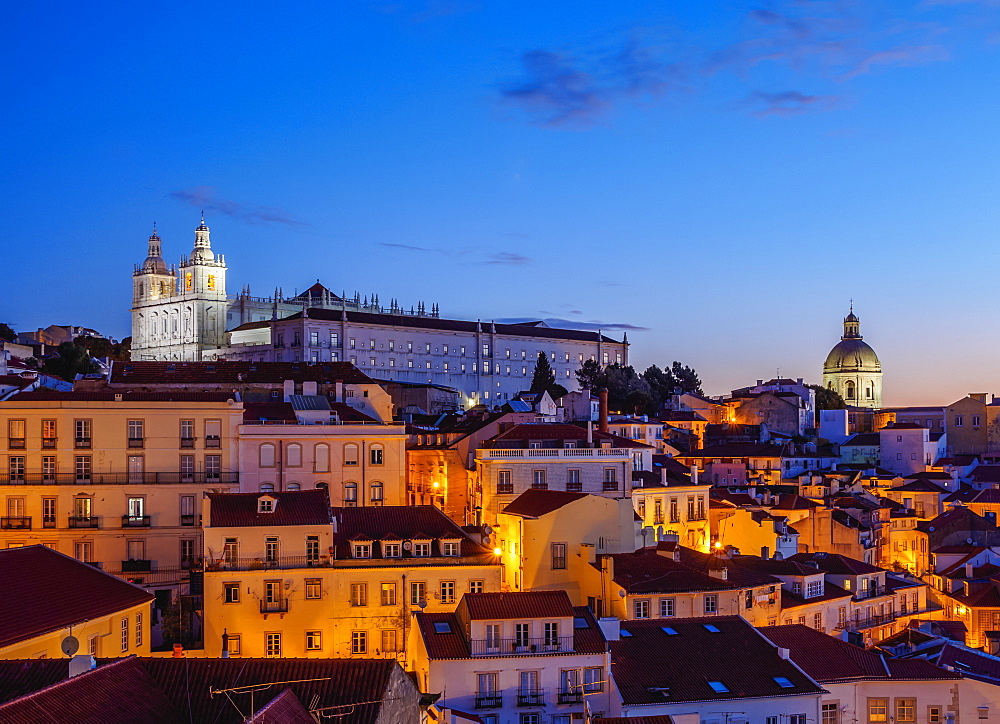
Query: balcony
68,516,100,529
209,555,328,572
42,517,56,529
122,515,151,528
41,438,57,449
566,482,582,492
0,516,31,530
602,481,619,492
180,514,197,526
7,438,25,450
469,636,575,656
0,472,239,486
180,437,196,448
121,559,152,572
558,691,584,704
260,598,289,614
205,436,221,449
75,438,92,449
517,689,545,706
474,694,502,709
127,438,144,449
480,448,631,460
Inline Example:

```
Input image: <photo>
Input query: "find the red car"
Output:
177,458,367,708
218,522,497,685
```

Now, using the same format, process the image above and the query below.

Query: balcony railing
209,555,327,572
128,438,144,448
121,559,152,572
8,438,25,450
474,694,502,709
558,691,584,704
602,481,619,492
180,437,196,448
260,598,289,614
68,516,100,529
517,689,545,706
41,438,57,449
469,636,574,656
180,514,197,526
122,515,151,528
480,448,632,459
205,436,221,448
0,472,239,486
0,516,31,530
75,438,92,449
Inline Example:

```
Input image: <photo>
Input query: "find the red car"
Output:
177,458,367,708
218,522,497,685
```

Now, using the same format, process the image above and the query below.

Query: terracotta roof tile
463,590,576,619
111,360,374,385
0,546,153,650
7,390,235,402
501,490,589,517
788,552,884,575
332,505,492,559
208,490,331,528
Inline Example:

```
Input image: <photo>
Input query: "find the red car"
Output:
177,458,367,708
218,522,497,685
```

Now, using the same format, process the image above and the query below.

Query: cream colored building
0,390,241,586
632,477,711,552
201,493,502,659
823,308,882,409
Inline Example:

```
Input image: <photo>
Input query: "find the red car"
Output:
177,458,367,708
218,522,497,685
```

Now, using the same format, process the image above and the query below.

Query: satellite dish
482,535,492,547
483,525,494,535
61,636,80,657
403,541,413,550
418,599,428,609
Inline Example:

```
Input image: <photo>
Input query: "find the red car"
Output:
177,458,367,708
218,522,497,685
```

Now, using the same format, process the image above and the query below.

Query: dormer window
442,540,460,557
383,542,401,558
352,542,372,559
257,496,276,513
412,541,431,557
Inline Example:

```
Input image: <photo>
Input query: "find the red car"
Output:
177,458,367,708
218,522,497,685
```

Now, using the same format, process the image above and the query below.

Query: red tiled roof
772,494,819,510
683,443,787,458
599,717,674,724
950,580,1000,608
490,423,652,448
0,658,177,724
788,552,884,575
501,490,589,517
332,505,492,559
329,402,379,423
971,488,1000,504
110,360,375,385
602,548,762,594
936,642,1000,683
248,688,314,723
463,590,576,620
0,660,70,706
208,490,331,528
6,390,235,402
779,582,853,609
0,546,152,650
888,480,948,493
243,402,297,422
611,616,823,705
885,658,962,680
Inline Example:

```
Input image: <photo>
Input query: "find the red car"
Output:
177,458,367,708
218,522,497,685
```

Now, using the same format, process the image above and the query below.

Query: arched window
314,444,330,473
344,444,359,466
370,444,384,466
370,481,384,505
286,443,302,467
287,482,301,491
315,482,328,491
344,482,358,506
260,483,274,492
259,443,275,467
865,384,873,399
844,381,856,400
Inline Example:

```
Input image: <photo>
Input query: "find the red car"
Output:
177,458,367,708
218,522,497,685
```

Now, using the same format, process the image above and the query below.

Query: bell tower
178,215,228,356
131,225,178,359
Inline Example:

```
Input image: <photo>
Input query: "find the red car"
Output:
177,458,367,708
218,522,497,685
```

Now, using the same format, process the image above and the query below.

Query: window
660,598,675,617
381,582,397,606
351,631,367,654
634,599,650,619
807,580,823,597
566,468,581,491
41,419,56,447
344,482,358,506
41,456,55,482
515,622,530,647
258,496,274,513
928,708,942,724
42,497,56,527
497,470,513,494
8,456,24,482
704,594,718,614
583,667,603,692
707,681,729,693
204,419,221,448
544,621,560,646
350,582,367,606
303,630,322,651
383,542,401,558
974,415,982,427
470,580,485,594
223,538,238,564
121,618,129,652
440,580,456,604
344,444,359,466
205,455,221,480
413,541,430,557
352,542,371,559
7,420,25,449
551,542,567,569
180,538,195,568
532,469,547,490
127,419,144,447
304,535,320,562
74,541,92,562
823,703,840,724
265,632,281,657
265,536,279,562
869,698,889,723
814,612,823,630
75,419,91,448
896,699,916,723
224,582,240,603
370,481,383,505
442,541,459,556
410,581,426,605
285,443,302,467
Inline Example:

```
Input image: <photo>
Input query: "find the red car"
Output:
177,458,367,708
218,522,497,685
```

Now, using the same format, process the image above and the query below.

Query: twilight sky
3,0,1000,406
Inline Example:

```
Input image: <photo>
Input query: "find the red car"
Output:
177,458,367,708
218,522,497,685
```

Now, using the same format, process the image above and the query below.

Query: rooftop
110,360,375,385
207,490,331,528
332,505,492,560
501,489,590,518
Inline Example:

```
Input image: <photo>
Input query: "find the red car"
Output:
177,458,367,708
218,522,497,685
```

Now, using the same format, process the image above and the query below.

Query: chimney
598,617,621,641
221,630,230,658
797,378,803,386
172,643,184,658
778,647,791,660
335,381,343,402
303,381,318,396
966,562,975,579
282,379,294,401
68,654,97,678
587,420,593,446
690,465,699,486
599,388,609,434
757,380,763,386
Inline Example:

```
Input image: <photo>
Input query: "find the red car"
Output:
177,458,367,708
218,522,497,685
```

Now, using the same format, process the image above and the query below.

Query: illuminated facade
822,308,882,409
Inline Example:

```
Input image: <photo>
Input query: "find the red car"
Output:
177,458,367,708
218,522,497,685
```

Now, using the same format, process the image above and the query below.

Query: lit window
306,631,322,650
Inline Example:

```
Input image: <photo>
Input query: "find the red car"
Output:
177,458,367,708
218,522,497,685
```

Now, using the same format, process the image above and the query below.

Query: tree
641,361,704,409
670,361,703,396
41,342,99,381
529,352,568,399
0,323,15,343
575,359,606,391
75,335,131,362
808,384,846,411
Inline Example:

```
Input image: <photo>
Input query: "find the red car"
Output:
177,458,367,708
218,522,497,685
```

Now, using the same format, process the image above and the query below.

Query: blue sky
3,0,1000,405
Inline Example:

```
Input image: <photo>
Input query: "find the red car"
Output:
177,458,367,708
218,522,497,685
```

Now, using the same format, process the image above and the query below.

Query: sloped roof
463,590,576,619
208,490,331,528
788,552,884,575
685,443,787,458
243,402,297,422
936,643,1000,684
501,489,590,518
601,549,760,594
969,465,1000,483
332,505,491,559
0,546,152,650
111,360,375,385
0,658,177,724
610,616,823,705
888,480,948,493
772,494,819,510
0,660,71,706
490,423,652,448
971,488,1000,505
247,688,314,723
6,390,235,402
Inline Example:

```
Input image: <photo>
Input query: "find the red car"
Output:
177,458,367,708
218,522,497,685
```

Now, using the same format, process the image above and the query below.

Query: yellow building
0,545,153,659
497,489,640,601
631,459,711,552
0,390,242,587
201,493,503,659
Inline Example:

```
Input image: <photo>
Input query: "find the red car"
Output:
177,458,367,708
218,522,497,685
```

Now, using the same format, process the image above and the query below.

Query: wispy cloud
838,44,950,81
484,252,532,265
169,186,307,228
379,242,434,252
500,51,608,126
496,317,649,331
744,90,842,116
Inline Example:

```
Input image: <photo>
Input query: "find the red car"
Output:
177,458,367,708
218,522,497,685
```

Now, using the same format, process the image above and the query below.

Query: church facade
822,308,882,409
131,220,628,407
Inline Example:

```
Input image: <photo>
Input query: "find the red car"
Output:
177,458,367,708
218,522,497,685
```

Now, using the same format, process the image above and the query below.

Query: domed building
823,308,882,409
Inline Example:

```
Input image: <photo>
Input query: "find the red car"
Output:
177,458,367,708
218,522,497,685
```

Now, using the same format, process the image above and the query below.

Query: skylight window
433,622,452,634
574,617,589,629
703,624,721,633
661,627,679,635
707,681,730,693
619,630,633,637
774,676,794,688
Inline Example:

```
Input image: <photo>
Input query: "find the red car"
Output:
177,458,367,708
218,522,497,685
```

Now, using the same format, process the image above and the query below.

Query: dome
141,255,168,274
824,338,880,372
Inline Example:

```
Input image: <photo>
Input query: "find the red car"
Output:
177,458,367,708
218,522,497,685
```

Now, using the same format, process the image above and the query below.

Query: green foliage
0,323,15,343
74,335,131,361
529,351,568,399
41,342,99,381
807,384,846,411
575,359,704,415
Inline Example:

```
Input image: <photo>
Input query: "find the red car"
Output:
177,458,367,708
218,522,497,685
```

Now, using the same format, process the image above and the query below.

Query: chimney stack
966,562,975,579
599,388,609,434
690,465,699,486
